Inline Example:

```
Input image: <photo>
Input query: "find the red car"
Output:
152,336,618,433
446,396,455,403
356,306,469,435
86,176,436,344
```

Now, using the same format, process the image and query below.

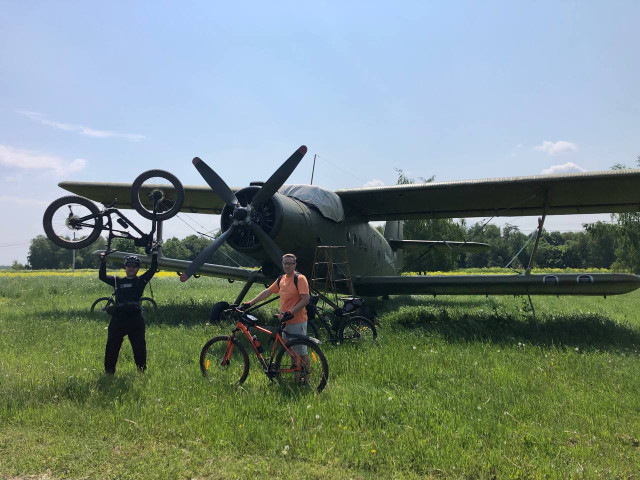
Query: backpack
277,273,318,320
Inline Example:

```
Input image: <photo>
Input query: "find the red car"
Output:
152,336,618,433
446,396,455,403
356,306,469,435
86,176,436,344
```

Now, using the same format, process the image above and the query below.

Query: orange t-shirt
268,273,309,324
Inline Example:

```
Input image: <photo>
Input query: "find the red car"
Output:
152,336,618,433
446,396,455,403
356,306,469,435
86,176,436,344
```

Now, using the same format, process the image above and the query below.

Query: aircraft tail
383,220,403,273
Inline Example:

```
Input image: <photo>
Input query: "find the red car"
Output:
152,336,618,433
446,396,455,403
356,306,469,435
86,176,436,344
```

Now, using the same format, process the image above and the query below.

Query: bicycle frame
226,312,308,379
74,200,159,254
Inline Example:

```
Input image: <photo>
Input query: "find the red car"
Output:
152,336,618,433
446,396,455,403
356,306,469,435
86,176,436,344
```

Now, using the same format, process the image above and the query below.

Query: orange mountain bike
199,307,329,393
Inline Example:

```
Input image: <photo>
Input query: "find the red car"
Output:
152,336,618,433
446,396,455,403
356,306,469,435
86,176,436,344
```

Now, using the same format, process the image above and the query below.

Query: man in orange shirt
244,253,310,382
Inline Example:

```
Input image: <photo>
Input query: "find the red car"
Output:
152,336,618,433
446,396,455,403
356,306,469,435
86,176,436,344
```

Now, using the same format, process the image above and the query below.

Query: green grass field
1,271,639,479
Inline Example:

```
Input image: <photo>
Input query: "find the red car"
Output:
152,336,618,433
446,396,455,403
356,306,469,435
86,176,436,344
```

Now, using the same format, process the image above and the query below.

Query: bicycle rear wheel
338,316,377,344
131,169,185,221
90,296,112,314
274,338,329,393
200,336,249,386
43,195,103,249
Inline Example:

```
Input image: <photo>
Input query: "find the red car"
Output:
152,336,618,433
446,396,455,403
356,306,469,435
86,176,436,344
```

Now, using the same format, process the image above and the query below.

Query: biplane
45,145,640,311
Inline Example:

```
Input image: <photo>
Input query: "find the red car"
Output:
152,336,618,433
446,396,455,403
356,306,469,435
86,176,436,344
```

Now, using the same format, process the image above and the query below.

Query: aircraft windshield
279,185,345,222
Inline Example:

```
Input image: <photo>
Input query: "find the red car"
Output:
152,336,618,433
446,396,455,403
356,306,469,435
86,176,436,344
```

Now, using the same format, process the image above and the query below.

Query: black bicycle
90,293,158,315
308,296,377,345
42,169,184,251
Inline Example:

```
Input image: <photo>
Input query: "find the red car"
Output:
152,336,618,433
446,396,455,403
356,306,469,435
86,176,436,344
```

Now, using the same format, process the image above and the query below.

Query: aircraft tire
43,195,103,249
209,301,230,323
131,169,185,221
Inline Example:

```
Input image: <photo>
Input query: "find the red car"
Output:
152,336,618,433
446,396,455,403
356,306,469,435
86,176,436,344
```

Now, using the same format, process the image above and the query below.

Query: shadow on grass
389,306,640,352
35,303,214,326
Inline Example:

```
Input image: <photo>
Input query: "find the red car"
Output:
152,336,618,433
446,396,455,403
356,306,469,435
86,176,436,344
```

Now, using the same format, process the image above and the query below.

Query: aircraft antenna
310,153,317,185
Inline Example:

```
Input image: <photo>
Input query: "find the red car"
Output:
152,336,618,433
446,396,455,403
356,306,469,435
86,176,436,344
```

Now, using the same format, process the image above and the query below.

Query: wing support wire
523,188,551,321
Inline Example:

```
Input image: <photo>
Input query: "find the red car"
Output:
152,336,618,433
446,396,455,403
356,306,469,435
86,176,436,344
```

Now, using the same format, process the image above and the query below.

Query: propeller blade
248,222,284,272
180,226,236,282
192,157,238,206
250,145,307,207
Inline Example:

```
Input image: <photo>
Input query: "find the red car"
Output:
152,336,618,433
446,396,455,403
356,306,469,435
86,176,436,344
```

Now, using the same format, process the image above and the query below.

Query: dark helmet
123,255,141,267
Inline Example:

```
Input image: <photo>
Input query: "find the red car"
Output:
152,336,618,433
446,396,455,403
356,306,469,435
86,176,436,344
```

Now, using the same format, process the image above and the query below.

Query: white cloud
534,140,578,156
0,144,88,176
18,110,145,142
364,179,384,187
0,195,48,207
542,162,586,174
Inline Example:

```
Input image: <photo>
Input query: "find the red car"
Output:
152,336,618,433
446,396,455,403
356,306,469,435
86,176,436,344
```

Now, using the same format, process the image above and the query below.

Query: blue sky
1,1,639,264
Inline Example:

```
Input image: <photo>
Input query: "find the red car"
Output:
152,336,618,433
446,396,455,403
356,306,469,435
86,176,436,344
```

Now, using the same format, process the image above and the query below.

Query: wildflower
388,396,392,401
371,449,376,454
315,414,320,420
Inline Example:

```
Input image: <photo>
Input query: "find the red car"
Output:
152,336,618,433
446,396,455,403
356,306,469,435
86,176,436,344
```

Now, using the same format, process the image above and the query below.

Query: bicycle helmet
123,255,141,267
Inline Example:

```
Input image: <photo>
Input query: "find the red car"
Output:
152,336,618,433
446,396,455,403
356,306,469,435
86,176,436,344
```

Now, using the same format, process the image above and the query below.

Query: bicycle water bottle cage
117,218,129,229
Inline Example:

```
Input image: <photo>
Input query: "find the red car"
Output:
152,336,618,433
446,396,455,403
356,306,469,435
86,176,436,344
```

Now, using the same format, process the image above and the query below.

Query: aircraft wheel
43,195,103,249
209,301,230,323
131,169,185,221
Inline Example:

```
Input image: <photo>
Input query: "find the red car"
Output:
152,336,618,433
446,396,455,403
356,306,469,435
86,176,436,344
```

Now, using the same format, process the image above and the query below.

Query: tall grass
1,271,639,478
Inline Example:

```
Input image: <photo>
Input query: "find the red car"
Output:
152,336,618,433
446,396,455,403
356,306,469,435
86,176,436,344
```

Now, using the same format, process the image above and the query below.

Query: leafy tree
162,237,191,260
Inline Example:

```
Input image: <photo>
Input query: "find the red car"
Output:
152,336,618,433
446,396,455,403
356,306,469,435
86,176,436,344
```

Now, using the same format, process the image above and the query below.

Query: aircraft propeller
180,145,308,282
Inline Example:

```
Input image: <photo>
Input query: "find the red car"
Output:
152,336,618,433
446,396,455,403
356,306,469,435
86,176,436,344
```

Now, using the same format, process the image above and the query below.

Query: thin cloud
364,179,384,187
542,162,586,174
535,140,578,156
0,195,48,207
0,144,88,176
18,110,145,142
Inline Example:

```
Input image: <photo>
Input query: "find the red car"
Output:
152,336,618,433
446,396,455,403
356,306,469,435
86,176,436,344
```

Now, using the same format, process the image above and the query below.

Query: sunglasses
282,262,296,266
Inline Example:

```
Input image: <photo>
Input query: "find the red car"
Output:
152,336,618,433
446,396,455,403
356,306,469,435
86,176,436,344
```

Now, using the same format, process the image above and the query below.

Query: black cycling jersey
99,254,158,311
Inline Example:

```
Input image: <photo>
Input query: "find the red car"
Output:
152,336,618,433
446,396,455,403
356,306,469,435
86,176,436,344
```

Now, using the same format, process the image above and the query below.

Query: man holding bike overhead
244,253,310,382
99,247,158,374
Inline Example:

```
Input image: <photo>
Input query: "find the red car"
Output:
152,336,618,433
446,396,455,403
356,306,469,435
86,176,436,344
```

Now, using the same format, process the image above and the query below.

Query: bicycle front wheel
200,336,249,386
338,316,377,344
274,338,329,393
43,195,103,249
131,169,185,221
141,297,158,313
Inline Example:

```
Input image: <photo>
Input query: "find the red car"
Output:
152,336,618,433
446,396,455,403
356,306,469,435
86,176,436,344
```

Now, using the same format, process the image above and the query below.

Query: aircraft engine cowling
220,188,312,262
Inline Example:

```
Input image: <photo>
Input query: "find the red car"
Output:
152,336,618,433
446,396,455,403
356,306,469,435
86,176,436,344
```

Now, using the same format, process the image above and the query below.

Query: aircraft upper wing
335,169,640,221
61,168,640,221
58,181,231,214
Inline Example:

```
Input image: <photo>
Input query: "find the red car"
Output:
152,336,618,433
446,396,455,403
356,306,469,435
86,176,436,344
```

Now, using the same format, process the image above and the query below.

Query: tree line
20,234,257,271
17,217,639,273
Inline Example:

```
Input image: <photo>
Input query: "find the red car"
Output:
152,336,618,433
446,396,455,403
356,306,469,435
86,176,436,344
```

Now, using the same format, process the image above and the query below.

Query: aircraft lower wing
387,240,490,253
95,251,269,283
97,251,640,298
336,169,640,221
352,273,640,297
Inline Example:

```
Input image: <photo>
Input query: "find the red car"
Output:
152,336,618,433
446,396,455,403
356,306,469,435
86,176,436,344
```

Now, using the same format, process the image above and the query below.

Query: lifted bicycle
43,169,184,253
